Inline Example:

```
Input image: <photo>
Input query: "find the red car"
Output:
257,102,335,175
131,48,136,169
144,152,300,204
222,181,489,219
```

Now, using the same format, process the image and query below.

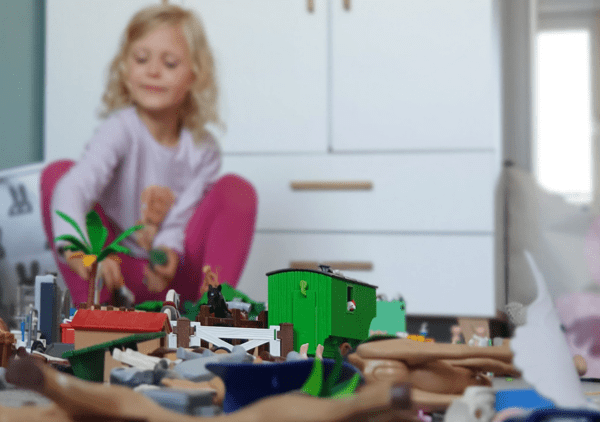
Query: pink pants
40,160,257,306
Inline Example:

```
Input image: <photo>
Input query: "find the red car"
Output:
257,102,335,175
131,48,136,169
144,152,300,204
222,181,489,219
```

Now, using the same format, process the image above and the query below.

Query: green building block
368,299,406,336
267,268,377,359
62,332,165,382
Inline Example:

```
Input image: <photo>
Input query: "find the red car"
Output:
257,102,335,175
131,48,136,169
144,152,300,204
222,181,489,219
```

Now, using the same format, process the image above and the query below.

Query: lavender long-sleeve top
51,106,221,259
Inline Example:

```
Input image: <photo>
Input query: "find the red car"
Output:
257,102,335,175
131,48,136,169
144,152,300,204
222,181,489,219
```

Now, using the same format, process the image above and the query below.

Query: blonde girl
41,4,257,306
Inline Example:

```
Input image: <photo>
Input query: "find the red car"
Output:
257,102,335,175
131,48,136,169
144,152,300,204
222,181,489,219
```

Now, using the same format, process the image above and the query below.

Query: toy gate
267,268,377,358
169,319,294,357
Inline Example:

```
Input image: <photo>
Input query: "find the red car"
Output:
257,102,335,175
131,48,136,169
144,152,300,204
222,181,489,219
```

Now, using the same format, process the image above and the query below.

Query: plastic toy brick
70,309,171,333
140,388,220,416
173,345,252,382
112,348,163,370
369,298,406,337
60,322,74,343
495,388,555,412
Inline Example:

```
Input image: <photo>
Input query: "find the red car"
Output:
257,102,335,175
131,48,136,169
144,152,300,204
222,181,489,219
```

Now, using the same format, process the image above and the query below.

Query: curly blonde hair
99,4,224,145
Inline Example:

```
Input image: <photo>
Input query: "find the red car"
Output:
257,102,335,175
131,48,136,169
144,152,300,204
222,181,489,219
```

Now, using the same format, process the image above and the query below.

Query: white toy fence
168,320,289,357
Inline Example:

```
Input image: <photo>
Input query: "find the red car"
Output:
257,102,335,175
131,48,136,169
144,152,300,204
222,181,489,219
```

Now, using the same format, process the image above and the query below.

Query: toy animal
207,285,232,319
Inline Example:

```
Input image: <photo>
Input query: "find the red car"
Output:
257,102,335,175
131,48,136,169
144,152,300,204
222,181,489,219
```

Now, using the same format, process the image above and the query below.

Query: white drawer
236,232,496,317
221,153,498,232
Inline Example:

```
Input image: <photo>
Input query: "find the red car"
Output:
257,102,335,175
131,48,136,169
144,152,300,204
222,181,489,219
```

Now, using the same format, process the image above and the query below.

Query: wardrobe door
330,0,501,152
185,0,329,153
45,0,179,162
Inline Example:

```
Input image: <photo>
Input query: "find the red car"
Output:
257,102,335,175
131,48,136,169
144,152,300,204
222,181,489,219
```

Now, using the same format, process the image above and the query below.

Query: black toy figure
207,284,232,319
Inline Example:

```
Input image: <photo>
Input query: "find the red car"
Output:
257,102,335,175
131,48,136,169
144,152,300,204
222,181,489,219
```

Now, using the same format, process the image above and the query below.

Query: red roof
70,309,171,333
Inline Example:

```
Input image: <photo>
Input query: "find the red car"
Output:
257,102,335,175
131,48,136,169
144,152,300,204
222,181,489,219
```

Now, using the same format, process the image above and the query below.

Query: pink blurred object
556,291,600,378
585,216,600,283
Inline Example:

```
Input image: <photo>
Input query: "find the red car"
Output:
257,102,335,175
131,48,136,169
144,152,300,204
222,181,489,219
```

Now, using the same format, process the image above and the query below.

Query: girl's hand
135,222,158,251
64,250,92,280
64,251,124,291
140,186,175,226
144,247,178,292
99,255,125,291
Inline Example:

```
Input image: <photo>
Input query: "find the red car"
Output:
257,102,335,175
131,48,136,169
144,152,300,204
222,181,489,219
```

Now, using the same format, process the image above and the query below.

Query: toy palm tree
54,210,144,307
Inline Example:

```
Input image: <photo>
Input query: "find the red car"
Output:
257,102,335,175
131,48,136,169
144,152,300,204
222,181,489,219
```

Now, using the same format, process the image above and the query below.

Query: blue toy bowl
205,358,361,413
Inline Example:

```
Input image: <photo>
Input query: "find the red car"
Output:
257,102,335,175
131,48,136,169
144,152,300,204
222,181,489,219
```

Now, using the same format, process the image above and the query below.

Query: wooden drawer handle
289,261,373,271
290,181,373,191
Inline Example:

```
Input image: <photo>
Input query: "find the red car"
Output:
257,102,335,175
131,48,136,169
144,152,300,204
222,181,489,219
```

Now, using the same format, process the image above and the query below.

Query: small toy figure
468,326,490,347
419,322,428,337
207,285,231,319
450,325,466,344
347,300,356,312
161,289,181,321
200,265,221,298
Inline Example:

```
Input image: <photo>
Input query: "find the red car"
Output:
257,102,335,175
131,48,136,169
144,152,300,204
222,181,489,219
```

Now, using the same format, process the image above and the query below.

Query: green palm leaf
55,210,91,251
97,245,131,262
330,373,361,399
53,234,91,255
300,358,323,397
104,224,144,251
85,211,108,254
321,348,343,397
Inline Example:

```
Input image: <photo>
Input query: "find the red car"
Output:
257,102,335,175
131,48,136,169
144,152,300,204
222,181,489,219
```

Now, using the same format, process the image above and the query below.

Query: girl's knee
214,174,257,210
41,160,75,194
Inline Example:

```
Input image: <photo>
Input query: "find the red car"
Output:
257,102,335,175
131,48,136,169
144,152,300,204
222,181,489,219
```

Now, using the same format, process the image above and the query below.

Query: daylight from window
536,29,592,204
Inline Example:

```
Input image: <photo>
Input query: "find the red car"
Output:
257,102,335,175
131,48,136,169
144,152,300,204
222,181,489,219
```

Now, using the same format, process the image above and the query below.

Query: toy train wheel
339,342,352,357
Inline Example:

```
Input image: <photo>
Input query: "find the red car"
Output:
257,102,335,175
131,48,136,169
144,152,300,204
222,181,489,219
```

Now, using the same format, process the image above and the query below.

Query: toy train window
347,286,356,312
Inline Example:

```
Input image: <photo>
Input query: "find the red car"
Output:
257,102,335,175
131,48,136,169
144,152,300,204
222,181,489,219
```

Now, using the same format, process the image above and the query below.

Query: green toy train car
267,265,377,358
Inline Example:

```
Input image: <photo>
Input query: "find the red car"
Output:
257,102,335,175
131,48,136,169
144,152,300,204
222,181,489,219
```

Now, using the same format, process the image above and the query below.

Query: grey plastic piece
177,347,203,361
110,367,154,388
285,351,303,361
0,368,15,390
43,342,74,358
141,388,215,415
173,348,253,382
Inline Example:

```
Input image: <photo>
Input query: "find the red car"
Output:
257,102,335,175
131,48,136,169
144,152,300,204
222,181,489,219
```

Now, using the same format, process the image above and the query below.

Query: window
535,13,597,205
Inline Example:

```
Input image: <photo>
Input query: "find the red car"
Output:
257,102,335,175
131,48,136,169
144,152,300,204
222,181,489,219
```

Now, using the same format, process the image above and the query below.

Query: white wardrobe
45,0,502,315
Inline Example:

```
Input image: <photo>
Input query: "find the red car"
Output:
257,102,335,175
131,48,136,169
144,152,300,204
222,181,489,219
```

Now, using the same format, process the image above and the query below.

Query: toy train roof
266,268,378,289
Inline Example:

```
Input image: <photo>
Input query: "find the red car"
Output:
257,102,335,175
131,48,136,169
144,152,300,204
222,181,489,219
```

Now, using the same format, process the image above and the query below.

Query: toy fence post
231,309,241,345
277,323,294,358
176,318,192,348
257,310,267,328
0,331,15,368
196,306,211,349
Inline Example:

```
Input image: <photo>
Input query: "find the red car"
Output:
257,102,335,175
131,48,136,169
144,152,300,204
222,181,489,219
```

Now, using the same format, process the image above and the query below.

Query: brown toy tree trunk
87,261,98,307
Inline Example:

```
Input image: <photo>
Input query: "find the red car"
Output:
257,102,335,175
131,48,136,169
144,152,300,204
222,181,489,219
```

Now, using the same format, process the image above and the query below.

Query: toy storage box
0,163,63,329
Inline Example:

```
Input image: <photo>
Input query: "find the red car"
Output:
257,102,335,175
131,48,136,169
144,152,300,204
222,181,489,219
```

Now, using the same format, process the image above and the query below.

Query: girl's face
125,24,195,113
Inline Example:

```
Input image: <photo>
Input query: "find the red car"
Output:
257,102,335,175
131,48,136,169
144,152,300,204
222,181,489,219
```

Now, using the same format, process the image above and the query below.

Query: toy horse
207,285,232,319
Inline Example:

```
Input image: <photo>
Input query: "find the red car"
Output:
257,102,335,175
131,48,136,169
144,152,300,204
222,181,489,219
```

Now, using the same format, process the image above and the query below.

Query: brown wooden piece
277,323,294,358
347,338,520,410
174,318,193,348
0,317,9,332
0,331,16,368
